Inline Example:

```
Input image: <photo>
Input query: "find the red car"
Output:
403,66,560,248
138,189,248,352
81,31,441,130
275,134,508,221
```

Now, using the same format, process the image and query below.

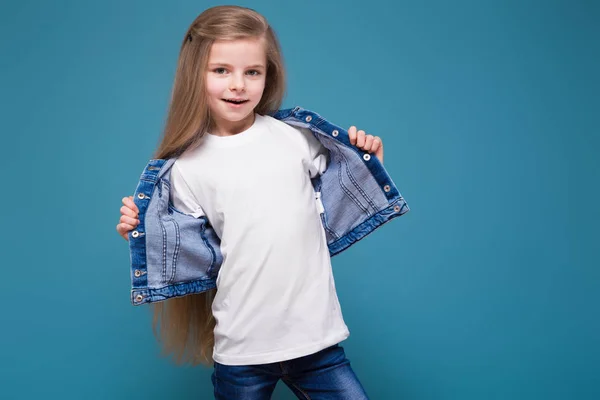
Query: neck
210,113,256,137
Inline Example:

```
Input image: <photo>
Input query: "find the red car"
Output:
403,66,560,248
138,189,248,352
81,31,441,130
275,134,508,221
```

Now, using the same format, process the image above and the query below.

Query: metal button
332,130,339,137
305,116,312,122
363,154,371,161
135,294,143,302
137,193,145,199
383,185,391,192
134,270,142,277
394,205,401,212
132,230,139,238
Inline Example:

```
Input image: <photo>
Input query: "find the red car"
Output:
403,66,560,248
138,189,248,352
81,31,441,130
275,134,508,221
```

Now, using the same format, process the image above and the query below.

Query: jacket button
305,115,312,122
383,185,391,192
363,154,371,161
332,130,339,137
134,269,142,277
135,294,143,302
394,205,401,212
132,230,139,238
137,193,145,199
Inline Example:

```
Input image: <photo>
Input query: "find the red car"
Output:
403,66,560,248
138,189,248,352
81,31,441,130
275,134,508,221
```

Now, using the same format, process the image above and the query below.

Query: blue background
1,0,598,399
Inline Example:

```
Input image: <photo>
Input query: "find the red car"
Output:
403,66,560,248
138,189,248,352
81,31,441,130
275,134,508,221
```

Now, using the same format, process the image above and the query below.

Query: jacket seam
320,212,339,240
329,198,408,256
170,217,180,283
158,216,168,282
338,149,377,215
336,150,370,215
200,219,218,278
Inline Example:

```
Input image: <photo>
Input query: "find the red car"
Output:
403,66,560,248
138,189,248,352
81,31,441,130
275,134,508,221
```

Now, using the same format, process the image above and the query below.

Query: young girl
116,5,407,399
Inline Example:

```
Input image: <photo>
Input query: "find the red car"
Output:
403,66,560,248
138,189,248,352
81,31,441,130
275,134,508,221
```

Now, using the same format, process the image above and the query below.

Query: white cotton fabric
169,114,349,365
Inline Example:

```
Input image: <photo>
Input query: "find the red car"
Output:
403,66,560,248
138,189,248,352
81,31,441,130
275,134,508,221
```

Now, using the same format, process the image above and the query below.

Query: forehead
208,37,266,65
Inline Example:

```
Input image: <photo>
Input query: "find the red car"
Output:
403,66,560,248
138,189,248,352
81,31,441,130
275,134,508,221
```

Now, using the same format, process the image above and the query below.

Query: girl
116,5,405,399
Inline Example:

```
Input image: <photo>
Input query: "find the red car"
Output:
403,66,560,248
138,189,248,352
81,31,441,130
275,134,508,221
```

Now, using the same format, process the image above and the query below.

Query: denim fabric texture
211,344,369,399
128,106,409,305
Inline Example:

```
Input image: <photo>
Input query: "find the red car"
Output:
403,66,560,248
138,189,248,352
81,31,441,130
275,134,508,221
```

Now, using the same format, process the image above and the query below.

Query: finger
364,135,374,152
120,215,139,226
121,197,139,215
125,196,139,213
122,196,139,214
120,205,138,218
117,223,135,240
356,130,366,148
373,137,384,163
371,137,381,154
117,222,136,232
348,126,357,145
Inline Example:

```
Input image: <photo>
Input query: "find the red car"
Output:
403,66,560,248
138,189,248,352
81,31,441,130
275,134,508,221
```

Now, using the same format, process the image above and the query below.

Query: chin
224,106,256,117
225,110,254,120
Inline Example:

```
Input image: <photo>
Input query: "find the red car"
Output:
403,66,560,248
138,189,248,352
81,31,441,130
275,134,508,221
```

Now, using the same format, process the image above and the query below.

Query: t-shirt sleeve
169,162,206,218
297,127,329,178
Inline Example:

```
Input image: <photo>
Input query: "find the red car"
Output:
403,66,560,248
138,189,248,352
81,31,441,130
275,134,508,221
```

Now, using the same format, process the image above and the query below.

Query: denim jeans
211,344,369,399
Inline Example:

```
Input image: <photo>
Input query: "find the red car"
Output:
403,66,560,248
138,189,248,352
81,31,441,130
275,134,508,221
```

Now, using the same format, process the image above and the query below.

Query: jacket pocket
144,178,222,289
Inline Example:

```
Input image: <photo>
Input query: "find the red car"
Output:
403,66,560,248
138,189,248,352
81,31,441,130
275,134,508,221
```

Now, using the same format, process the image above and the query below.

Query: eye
246,70,260,76
214,68,227,74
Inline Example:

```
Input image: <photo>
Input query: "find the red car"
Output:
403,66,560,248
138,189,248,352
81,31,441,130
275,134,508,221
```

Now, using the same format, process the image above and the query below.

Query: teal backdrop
1,0,598,399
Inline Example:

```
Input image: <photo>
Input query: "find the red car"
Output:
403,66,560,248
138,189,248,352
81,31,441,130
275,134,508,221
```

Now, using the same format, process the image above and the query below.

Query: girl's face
205,37,267,135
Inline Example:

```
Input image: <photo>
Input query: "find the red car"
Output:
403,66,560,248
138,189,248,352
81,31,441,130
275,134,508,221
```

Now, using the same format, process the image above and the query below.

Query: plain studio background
1,0,598,399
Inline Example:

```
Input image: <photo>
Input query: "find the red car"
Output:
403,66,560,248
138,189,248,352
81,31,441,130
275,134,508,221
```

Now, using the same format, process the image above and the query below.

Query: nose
229,72,245,92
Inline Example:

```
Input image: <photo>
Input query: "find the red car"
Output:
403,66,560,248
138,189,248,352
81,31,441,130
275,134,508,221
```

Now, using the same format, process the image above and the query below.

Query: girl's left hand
348,126,384,164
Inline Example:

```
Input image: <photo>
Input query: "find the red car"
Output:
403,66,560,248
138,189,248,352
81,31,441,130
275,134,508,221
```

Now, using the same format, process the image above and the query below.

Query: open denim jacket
128,106,409,305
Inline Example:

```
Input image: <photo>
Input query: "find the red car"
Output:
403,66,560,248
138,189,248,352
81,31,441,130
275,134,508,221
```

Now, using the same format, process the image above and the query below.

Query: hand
116,196,139,241
348,126,384,164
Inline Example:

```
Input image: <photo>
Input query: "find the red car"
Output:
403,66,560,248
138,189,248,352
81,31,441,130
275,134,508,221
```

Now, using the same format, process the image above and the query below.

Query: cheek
249,78,267,98
205,77,226,97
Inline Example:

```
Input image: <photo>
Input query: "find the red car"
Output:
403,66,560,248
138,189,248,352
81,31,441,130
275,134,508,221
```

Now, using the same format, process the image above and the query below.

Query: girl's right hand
116,196,140,241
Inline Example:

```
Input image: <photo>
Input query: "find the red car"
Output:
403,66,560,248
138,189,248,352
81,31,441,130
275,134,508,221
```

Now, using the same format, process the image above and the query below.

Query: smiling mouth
223,99,249,104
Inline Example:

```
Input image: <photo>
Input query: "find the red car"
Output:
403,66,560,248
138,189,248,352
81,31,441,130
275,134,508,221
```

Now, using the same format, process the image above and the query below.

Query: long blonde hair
151,5,286,366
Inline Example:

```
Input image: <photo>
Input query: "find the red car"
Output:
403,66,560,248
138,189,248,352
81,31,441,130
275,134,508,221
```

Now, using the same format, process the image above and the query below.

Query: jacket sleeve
169,162,206,218
296,126,329,178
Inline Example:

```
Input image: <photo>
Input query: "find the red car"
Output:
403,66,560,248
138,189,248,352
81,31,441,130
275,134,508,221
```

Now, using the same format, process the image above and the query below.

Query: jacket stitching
320,212,339,240
338,149,378,215
336,149,369,215
169,217,180,283
159,217,167,282
310,120,379,214
329,198,407,256
312,179,339,241
161,179,181,283
200,220,218,278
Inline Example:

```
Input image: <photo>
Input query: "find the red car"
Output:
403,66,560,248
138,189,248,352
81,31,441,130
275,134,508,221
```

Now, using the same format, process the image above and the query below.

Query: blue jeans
211,344,369,399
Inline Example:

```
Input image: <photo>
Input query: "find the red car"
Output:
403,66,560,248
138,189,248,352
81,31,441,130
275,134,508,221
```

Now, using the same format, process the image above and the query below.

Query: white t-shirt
169,113,349,366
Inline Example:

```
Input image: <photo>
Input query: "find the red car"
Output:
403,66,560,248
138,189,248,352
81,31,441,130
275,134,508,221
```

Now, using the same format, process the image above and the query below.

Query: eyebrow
208,62,266,69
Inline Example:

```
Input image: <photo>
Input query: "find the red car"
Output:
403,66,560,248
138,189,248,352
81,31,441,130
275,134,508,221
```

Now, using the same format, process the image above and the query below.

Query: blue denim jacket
128,106,409,305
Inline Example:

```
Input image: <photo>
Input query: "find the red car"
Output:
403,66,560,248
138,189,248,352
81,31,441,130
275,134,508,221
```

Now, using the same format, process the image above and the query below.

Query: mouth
222,99,249,105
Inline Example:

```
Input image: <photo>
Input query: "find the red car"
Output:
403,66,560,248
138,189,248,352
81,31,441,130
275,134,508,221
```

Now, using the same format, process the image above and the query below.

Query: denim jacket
128,106,409,305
